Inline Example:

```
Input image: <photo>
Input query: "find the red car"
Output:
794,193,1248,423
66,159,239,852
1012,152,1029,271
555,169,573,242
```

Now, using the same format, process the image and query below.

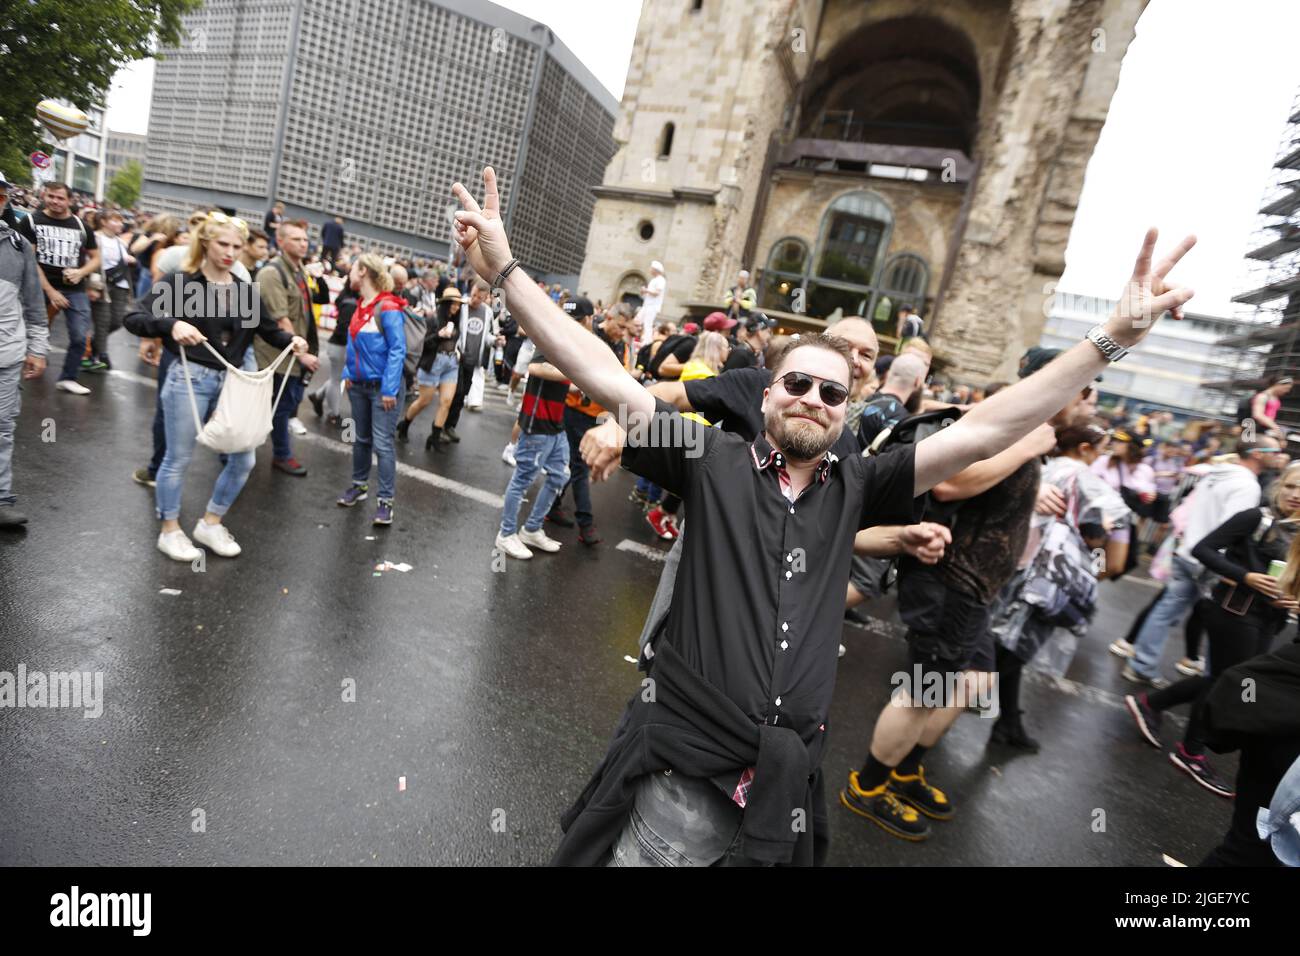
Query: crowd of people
1,165,1297,869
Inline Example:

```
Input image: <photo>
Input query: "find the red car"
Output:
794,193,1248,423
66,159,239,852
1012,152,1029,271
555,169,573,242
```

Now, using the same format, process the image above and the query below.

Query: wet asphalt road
0,328,1244,866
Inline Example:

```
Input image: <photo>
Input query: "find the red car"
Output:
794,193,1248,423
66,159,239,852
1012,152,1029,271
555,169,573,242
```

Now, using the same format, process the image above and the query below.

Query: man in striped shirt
494,344,573,560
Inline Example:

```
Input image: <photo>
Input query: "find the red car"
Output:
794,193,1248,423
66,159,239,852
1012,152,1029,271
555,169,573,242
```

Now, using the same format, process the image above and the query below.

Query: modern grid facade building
140,0,617,280
105,131,148,186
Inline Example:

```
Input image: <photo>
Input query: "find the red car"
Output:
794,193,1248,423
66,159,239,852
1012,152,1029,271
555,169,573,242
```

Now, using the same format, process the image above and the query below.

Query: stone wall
931,0,1146,380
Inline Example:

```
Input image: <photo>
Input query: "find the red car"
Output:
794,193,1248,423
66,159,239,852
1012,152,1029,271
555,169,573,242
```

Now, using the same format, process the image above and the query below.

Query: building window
658,122,674,159
761,237,809,313
637,219,654,241
800,190,893,320
72,156,99,195
759,193,927,326
874,253,929,328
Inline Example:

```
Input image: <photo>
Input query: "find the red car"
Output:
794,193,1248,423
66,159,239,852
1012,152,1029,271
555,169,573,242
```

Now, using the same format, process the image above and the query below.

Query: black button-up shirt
622,399,919,756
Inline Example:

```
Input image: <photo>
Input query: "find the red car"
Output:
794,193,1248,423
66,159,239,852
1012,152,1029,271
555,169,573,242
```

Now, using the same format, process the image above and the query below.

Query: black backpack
862,405,962,457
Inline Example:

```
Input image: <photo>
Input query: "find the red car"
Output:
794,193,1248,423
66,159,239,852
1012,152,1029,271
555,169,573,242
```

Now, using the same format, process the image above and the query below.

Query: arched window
758,194,929,330
616,271,647,310
760,237,809,312
805,191,892,321
876,252,929,328
658,122,675,158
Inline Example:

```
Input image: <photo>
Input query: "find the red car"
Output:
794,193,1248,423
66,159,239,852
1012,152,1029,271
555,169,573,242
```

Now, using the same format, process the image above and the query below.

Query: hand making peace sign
1104,228,1197,347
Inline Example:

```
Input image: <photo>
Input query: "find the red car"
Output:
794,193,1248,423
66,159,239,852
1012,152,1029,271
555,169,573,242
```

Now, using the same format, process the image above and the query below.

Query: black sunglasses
777,371,849,407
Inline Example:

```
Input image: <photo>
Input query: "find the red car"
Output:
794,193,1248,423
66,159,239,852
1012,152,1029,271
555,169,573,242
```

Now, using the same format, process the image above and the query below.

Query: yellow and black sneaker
839,771,931,841
888,766,954,821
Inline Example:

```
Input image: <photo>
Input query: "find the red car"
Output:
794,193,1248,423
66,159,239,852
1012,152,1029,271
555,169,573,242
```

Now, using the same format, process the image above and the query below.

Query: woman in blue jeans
125,213,309,562
336,254,406,526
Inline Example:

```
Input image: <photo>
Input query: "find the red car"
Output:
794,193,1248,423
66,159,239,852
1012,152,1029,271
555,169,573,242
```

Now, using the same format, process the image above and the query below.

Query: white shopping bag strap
176,339,299,435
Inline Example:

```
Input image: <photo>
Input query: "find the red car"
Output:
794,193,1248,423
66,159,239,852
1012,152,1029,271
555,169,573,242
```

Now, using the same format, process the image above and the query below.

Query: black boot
426,425,444,452
991,711,1040,753
396,417,410,443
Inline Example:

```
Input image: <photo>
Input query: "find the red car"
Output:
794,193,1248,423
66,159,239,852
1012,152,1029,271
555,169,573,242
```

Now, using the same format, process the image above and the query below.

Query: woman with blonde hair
130,213,180,300
335,253,407,526
1126,461,1300,797
125,213,310,561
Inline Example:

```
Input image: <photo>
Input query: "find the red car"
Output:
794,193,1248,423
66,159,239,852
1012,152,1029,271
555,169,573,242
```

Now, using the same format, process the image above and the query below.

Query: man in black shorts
842,350,1100,842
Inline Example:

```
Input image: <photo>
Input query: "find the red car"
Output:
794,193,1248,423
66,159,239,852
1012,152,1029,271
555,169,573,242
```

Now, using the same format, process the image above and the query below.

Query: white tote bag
177,341,298,454
466,365,485,408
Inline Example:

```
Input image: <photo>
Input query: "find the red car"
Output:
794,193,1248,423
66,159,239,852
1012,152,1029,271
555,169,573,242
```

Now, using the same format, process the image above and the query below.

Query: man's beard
765,403,840,462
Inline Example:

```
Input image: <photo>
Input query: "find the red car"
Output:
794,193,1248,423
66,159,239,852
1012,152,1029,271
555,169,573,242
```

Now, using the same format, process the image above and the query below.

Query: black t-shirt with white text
19,211,93,292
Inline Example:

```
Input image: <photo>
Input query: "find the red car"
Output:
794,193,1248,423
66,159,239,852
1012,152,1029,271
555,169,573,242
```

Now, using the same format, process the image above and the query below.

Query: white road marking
616,539,667,562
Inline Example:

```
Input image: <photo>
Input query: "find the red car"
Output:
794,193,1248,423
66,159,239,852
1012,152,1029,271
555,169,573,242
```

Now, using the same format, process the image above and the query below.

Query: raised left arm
914,229,1195,496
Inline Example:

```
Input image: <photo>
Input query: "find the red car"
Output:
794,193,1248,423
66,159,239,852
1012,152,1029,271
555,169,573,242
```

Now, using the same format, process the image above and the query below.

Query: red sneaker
646,507,677,540
272,457,308,476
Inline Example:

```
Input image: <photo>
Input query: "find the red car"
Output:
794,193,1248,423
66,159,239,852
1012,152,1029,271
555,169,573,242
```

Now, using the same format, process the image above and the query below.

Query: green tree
0,1,200,180
106,159,143,208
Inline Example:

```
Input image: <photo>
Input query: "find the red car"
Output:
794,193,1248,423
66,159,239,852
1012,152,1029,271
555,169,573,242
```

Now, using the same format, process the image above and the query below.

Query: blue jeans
500,430,569,536
55,291,92,382
348,380,400,500
271,373,306,460
155,360,256,521
636,475,663,504
1130,554,1203,679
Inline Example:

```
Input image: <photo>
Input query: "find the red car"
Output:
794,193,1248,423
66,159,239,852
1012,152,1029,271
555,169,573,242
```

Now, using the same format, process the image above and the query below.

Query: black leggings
1125,592,1210,661
1201,738,1300,867
1145,603,1279,754
994,644,1026,717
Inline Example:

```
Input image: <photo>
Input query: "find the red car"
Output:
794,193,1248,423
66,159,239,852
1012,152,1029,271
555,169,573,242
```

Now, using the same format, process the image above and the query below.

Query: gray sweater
0,222,47,367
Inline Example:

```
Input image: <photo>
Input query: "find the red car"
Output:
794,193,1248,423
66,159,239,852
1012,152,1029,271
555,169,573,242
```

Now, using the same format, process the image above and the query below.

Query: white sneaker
1108,639,1136,659
1174,657,1206,677
56,380,91,395
518,527,561,553
289,417,308,435
495,532,533,560
157,529,201,562
495,383,509,392
838,644,846,658
192,519,241,557
502,442,517,466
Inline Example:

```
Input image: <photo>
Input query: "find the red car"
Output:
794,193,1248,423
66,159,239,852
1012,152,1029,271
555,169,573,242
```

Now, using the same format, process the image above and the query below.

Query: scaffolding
1200,90,1300,446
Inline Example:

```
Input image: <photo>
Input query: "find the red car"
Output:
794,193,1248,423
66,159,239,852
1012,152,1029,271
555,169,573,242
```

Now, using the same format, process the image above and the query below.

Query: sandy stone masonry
579,0,1145,381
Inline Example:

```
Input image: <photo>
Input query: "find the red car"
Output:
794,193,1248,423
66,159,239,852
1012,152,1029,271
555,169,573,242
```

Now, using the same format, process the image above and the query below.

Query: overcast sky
105,0,1300,316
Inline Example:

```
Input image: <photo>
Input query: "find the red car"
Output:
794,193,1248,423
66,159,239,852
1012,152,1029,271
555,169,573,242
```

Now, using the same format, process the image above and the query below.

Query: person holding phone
1125,461,1300,797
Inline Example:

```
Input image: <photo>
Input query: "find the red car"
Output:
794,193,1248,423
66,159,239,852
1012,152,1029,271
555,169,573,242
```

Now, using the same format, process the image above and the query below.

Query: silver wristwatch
1085,324,1129,362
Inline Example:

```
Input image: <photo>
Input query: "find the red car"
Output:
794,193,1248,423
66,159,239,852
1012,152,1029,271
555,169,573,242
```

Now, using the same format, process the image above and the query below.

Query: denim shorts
417,352,458,388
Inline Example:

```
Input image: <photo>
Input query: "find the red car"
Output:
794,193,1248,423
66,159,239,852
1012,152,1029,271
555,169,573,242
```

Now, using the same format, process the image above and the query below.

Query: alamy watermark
599,404,708,459
150,273,261,328
0,664,103,718
889,666,998,716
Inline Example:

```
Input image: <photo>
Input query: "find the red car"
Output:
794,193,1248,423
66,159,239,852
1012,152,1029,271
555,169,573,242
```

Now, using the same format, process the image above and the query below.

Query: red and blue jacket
344,292,407,398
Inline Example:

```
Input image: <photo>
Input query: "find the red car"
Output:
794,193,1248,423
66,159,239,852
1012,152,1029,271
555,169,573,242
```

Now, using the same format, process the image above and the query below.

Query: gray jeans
0,362,21,506
309,342,347,418
607,771,745,867
639,535,683,650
